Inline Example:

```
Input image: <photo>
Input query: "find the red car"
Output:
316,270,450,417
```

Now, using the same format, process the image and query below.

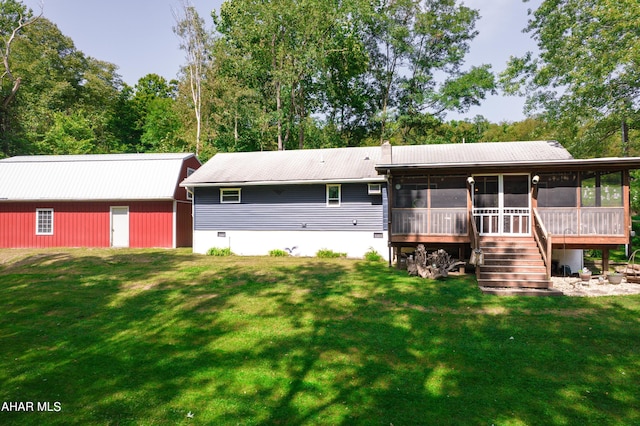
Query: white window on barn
327,184,341,206
220,188,241,204
36,208,54,235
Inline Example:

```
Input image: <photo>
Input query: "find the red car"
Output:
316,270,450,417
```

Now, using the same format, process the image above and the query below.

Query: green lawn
1,249,639,425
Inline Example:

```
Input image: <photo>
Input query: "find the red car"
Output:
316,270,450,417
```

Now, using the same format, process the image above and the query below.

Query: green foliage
269,249,289,257
500,0,640,157
209,0,495,149
37,111,95,154
316,248,347,258
206,247,234,256
632,171,640,213
10,0,639,155
140,97,186,152
4,17,126,155
364,247,384,262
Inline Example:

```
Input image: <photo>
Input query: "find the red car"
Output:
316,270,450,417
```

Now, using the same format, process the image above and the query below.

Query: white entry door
110,207,130,247
473,174,531,236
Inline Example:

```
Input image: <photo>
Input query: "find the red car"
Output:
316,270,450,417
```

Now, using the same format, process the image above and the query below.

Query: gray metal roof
0,153,196,201
182,141,574,186
385,140,574,165
182,147,385,186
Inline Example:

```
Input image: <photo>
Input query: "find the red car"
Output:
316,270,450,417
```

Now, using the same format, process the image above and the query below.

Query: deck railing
391,208,468,235
391,206,624,239
538,207,624,236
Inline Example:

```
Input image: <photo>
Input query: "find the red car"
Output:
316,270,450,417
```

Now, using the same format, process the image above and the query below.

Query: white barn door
110,206,130,247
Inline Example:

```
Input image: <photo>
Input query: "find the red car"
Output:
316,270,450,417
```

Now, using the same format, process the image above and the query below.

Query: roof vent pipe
381,140,392,164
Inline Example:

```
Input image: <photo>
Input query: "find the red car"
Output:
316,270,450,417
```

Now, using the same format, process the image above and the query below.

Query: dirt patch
551,276,640,297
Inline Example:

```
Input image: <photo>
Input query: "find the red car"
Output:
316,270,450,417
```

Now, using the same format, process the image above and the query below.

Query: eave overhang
180,176,387,188
375,157,640,175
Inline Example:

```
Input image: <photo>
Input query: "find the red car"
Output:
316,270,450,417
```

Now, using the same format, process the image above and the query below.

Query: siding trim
183,177,386,188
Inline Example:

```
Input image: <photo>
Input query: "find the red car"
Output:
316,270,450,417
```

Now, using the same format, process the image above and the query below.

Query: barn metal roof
0,153,196,201
182,141,574,186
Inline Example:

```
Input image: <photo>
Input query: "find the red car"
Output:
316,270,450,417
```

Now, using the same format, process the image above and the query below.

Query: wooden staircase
477,236,561,295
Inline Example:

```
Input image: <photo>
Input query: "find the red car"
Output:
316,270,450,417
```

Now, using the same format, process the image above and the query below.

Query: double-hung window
36,208,54,235
220,188,241,203
326,184,341,206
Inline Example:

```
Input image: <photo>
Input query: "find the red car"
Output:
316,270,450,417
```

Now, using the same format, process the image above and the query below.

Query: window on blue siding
327,184,341,206
220,188,241,203
36,209,54,235
368,183,382,195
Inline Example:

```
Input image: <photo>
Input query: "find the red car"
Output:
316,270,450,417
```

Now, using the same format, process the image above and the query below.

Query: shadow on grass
0,251,639,425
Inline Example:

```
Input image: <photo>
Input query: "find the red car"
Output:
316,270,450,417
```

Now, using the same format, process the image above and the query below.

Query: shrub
269,249,289,257
206,247,234,256
364,248,383,262
316,248,347,258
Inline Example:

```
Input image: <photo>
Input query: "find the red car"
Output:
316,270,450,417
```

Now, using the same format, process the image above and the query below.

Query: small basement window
368,183,382,195
220,188,241,204
36,208,54,235
327,184,341,206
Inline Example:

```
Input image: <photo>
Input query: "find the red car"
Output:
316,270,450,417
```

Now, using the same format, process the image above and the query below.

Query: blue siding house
181,147,389,258
183,140,640,293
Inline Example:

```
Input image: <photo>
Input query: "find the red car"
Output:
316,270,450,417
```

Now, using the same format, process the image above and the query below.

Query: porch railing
533,208,552,279
391,208,468,235
391,206,624,238
473,207,531,235
538,207,624,236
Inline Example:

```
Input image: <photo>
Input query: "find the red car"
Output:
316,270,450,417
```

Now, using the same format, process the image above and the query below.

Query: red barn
0,153,200,248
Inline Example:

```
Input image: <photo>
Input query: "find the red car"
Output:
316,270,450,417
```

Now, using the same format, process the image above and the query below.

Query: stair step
482,247,539,253
482,252,541,257
484,256,544,268
478,278,552,289
480,287,564,297
481,241,538,248
481,263,547,274
475,236,552,291
480,273,548,281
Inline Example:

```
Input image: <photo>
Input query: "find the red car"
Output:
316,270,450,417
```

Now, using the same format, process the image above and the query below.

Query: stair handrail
470,213,479,251
469,211,481,278
533,208,552,279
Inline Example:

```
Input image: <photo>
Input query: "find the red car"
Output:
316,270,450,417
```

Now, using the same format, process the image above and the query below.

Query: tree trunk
406,245,465,279
298,84,305,149
622,119,629,157
276,80,283,151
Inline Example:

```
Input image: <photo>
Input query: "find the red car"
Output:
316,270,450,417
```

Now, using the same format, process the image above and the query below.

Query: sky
21,0,542,123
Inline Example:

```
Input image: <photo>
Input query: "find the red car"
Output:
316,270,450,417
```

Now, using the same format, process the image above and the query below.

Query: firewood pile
406,244,465,279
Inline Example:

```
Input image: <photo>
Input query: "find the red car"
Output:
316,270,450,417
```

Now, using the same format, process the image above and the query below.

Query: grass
1,248,639,425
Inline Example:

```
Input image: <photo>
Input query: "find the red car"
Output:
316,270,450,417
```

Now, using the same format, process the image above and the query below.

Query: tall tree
0,0,39,156
214,0,343,150
210,0,495,149
11,17,125,155
501,0,640,157
362,0,495,143
132,73,183,152
173,0,211,156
